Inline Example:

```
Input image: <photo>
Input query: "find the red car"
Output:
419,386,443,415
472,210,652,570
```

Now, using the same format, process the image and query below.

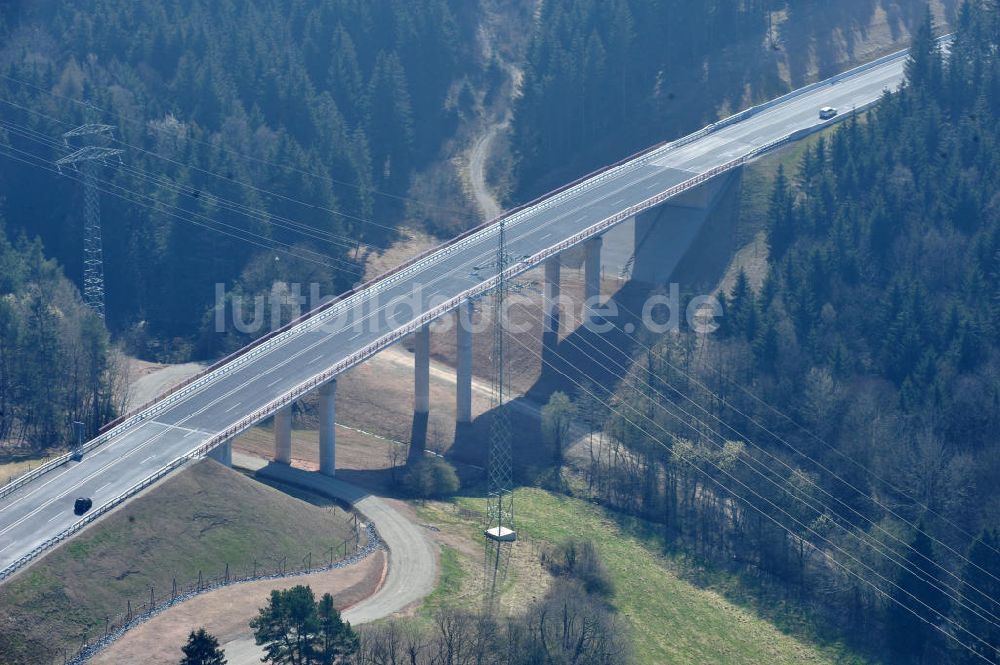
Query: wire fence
60,519,381,665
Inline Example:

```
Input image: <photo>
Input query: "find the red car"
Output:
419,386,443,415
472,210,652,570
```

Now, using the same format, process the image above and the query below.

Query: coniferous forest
586,6,1000,662
0,0,481,342
508,0,954,200
1,2,1000,661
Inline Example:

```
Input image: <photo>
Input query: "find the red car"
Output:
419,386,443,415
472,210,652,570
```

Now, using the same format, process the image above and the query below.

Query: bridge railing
0,38,935,519
0,85,893,583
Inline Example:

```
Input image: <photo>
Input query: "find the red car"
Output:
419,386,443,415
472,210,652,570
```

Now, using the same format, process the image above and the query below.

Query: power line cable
506,299,1000,628
0,112,390,255
0,142,363,277
0,71,477,219
605,291,1000,580
504,327,997,661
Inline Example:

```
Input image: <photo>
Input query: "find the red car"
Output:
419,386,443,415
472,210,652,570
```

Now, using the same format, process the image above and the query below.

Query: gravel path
223,462,438,664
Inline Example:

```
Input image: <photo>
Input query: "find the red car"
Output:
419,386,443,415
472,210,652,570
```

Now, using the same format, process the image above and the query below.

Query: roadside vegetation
0,461,358,665
411,488,861,665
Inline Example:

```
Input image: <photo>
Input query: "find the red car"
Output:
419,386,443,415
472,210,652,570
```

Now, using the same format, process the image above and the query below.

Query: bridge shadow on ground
447,281,657,487
530,280,654,403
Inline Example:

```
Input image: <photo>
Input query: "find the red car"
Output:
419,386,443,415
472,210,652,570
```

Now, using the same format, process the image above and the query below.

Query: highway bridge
0,45,915,579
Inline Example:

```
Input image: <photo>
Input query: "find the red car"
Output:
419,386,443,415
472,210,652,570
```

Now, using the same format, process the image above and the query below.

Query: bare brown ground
232,262,616,477
359,227,441,283
90,550,386,665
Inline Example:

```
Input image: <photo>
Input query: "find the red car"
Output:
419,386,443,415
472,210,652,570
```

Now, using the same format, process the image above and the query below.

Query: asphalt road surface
0,48,910,575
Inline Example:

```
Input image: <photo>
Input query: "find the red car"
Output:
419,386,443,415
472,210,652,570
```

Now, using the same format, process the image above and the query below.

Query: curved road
221,460,437,664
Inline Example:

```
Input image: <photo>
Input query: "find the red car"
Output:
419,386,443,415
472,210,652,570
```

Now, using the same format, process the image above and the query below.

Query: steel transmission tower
484,216,518,601
56,124,123,321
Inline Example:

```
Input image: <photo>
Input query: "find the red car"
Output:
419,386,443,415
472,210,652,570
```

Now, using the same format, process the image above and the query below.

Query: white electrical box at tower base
485,526,517,542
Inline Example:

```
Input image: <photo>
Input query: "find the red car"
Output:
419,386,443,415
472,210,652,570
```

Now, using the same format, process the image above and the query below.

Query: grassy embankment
415,488,870,665
0,460,357,665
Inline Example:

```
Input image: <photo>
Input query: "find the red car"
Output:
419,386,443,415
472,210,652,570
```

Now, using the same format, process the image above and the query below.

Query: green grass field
419,488,868,665
0,460,357,665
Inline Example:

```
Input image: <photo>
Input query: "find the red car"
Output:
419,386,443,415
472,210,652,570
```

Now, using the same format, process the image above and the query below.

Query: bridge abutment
207,440,232,467
602,169,742,285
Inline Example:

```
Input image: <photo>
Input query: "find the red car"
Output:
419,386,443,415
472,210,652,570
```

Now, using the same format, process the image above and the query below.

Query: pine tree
767,165,796,261
316,593,358,665
905,5,943,94
886,529,950,663
180,628,227,665
954,530,1000,663
251,585,321,664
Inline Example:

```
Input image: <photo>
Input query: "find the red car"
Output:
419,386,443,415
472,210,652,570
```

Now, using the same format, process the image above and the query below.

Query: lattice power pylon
483,216,518,602
56,124,123,321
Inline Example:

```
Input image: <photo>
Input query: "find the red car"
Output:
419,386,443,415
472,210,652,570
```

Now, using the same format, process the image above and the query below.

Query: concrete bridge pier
584,236,603,322
543,257,561,358
274,404,293,464
414,324,430,415
207,440,232,467
318,380,336,476
456,300,474,425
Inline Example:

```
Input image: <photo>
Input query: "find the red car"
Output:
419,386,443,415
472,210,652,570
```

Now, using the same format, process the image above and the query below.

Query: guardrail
0,110,858,583
1,37,921,505
0,37,934,578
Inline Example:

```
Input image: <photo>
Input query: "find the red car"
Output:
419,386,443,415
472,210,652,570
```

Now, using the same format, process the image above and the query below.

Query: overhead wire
6,50,997,635
0,141,364,277
0,70,477,219
0,108,390,255
499,317,997,661
603,290,1000,583
503,296,1000,629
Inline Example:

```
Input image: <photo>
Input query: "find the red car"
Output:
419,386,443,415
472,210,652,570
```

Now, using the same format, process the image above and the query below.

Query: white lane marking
540,232,552,240
47,514,61,523
647,181,662,190
349,332,363,341
1,63,905,547
267,377,283,388
0,542,12,553
150,422,207,436
0,464,76,514
311,354,325,364
96,482,112,493
141,455,155,464
611,198,625,205
224,402,242,413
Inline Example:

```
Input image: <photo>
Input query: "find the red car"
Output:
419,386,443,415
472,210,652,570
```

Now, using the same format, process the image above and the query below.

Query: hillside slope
0,460,357,664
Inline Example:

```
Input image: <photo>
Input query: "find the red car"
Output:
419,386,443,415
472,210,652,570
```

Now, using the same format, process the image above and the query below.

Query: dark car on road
73,497,93,515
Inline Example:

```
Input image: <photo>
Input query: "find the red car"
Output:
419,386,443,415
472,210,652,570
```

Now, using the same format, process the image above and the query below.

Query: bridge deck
0,47,909,576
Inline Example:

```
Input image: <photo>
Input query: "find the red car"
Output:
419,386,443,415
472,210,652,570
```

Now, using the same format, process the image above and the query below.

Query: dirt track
89,550,385,665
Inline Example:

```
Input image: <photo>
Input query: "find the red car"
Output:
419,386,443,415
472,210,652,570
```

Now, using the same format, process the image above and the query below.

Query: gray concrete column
414,324,430,415
208,440,232,467
318,380,336,477
584,236,603,319
543,257,561,335
543,257,561,359
456,301,473,424
274,404,292,465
